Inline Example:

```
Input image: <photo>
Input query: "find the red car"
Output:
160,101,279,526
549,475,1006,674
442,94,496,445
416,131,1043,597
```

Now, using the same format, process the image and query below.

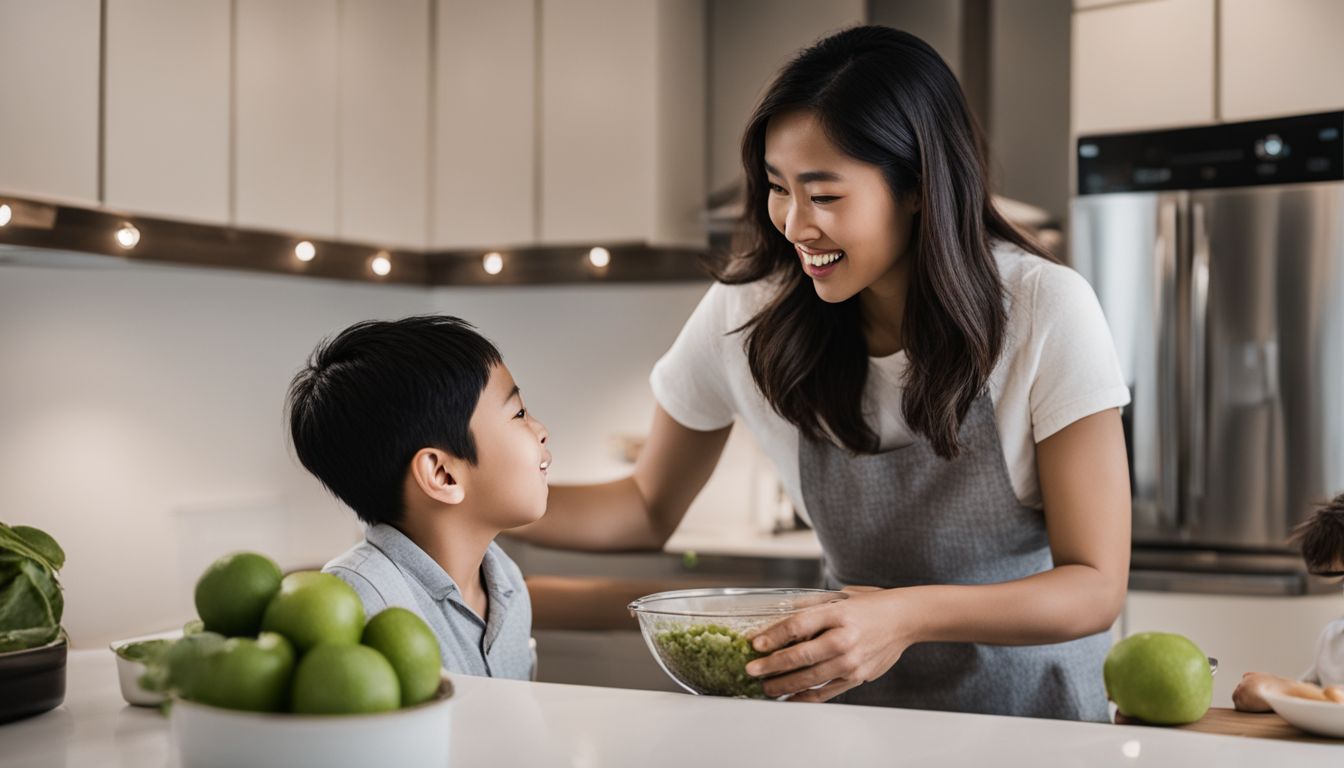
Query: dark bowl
0,637,67,725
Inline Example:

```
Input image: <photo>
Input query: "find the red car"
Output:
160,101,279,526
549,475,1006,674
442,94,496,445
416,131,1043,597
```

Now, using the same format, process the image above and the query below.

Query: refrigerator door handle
1156,197,1182,533
1186,200,1210,533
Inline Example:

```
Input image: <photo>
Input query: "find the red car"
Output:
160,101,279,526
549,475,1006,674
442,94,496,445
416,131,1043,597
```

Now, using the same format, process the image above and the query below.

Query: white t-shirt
1303,618,1344,687
650,241,1131,521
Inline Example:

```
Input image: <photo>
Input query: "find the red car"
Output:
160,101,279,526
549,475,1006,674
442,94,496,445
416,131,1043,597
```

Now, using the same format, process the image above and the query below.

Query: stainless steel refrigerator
1071,111,1344,592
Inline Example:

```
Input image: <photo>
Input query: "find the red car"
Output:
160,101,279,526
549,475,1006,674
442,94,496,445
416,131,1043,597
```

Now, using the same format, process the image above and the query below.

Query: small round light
483,251,504,275
115,223,141,249
294,240,316,262
371,252,392,277
588,246,611,268
1121,740,1141,759
0,204,11,227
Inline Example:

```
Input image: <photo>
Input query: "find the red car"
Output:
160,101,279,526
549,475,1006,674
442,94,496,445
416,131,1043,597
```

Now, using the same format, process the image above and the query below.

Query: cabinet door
432,0,536,249
1220,0,1344,121
1072,0,1215,135
235,0,339,236
339,0,429,249
1124,591,1342,708
104,0,230,223
539,0,705,247
0,0,100,205
539,0,658,245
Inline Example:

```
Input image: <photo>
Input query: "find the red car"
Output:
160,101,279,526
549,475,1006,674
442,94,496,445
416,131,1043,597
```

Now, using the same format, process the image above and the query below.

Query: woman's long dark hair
712,25,1051,459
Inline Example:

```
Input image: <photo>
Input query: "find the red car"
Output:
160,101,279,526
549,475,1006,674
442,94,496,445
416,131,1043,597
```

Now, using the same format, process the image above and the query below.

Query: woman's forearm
510,477,664,552
902,564,1125,646
510,406,731,553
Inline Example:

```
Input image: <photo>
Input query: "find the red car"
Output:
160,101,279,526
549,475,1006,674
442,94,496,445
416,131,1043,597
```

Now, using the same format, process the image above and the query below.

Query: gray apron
799,393,1111,721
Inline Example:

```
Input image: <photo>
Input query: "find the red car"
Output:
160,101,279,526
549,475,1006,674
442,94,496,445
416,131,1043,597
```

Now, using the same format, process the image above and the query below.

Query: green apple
260,571,364,653
1104,632,1213,725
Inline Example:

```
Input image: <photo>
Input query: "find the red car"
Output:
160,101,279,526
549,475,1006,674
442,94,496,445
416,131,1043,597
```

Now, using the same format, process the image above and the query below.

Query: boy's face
464,363,551,528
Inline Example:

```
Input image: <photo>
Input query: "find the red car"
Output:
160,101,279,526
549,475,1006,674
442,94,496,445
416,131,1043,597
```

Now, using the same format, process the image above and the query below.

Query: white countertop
4,650,1341,767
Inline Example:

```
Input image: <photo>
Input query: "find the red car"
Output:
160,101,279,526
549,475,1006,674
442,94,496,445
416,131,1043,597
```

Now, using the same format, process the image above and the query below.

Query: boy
1233,492,1344,710
286,315,550,680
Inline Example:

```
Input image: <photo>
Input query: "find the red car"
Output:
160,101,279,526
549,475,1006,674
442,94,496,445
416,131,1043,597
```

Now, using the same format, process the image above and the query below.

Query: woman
520,26,1131,721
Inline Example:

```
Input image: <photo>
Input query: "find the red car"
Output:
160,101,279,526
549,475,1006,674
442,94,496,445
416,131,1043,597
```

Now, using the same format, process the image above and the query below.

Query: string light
588,246,611,268
115,223,141,249
483,251,504,275
0,204,11,227
371,252,392,277
294,241,316,262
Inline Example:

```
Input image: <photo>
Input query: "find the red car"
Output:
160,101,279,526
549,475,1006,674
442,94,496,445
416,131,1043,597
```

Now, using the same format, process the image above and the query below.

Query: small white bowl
170,677,455,768
109,629,183,707
1264,690,1344,738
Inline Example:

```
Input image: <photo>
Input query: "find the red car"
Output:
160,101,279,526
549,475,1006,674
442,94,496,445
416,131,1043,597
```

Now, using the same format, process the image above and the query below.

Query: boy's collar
365,523,516,602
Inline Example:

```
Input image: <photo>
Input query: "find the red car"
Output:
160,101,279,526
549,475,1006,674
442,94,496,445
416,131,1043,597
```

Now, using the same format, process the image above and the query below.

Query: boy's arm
509,406,731,552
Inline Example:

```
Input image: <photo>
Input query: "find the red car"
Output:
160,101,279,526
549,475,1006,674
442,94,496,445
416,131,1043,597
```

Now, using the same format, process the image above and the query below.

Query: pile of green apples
147,552,441,715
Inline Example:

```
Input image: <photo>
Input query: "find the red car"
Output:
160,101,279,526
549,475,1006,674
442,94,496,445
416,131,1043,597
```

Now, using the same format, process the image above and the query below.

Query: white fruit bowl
1264,690,1344,738
170,676,456,768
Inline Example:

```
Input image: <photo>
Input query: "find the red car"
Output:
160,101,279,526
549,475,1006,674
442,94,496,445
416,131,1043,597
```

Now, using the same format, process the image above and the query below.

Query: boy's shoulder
321,526,529,615
322,531,419,619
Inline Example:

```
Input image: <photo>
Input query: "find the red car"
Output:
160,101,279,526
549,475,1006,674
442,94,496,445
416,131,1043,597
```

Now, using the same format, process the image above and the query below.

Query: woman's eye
767,183,787,195
811,196,839,205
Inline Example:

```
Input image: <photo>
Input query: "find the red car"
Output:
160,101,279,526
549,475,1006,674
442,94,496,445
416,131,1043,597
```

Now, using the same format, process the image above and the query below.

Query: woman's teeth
805,251,844,266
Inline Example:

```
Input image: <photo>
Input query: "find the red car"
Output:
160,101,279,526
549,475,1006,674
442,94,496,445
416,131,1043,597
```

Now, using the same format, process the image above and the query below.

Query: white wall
0,255,757,647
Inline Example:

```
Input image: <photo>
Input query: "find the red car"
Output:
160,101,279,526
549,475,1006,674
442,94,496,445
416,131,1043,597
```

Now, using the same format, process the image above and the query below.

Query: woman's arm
746,408,1131,701
509,405,732,552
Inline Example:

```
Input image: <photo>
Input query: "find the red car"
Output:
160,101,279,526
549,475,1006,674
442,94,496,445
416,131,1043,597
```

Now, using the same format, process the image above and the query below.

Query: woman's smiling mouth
796,243,845,276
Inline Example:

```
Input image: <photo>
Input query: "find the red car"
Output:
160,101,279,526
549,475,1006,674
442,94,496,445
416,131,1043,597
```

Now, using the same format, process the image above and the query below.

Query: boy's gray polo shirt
323,524,533,680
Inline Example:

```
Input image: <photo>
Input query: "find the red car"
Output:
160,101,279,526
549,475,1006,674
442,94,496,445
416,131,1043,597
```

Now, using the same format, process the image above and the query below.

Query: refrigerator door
1071,192,1184,542
1187,182,1344,549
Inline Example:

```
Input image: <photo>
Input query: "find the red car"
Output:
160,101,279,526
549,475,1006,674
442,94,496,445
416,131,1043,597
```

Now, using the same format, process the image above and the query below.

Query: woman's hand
744,586,920,702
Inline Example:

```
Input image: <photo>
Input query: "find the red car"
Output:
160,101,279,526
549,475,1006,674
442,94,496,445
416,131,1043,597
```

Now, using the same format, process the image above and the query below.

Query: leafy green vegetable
0,522,66,653
653,624,765,698
138,630,227,696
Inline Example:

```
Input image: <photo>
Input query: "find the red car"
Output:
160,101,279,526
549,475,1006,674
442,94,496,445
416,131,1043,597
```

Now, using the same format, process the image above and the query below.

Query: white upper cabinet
0,0,100,205
235,0,339,237
433,0,536,250
338,0,430,249
1071,0,1215,135
104,0,230,224
1220,0,1344,121
539,0,706,248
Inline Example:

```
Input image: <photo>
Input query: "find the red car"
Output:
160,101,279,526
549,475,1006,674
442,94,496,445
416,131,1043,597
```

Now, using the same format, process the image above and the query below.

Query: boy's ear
409,448,466,505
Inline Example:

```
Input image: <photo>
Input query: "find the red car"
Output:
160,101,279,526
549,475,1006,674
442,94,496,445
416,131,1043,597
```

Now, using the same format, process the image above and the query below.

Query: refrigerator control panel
1077,111,1343,195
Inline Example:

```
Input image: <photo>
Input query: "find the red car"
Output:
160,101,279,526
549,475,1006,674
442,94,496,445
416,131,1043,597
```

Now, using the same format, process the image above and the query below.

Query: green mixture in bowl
653,624,765,698
115,638,174,663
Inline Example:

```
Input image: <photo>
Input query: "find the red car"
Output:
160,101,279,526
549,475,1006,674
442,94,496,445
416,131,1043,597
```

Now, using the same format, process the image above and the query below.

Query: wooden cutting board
1116,708,1340,743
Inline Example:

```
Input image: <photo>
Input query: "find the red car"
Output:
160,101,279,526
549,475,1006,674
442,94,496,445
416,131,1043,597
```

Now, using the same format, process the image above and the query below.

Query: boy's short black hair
287,315,502,526
1291,492,1344,574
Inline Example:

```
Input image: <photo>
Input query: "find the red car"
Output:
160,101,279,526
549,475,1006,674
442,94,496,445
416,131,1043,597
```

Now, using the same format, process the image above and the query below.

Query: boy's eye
514,408,527,419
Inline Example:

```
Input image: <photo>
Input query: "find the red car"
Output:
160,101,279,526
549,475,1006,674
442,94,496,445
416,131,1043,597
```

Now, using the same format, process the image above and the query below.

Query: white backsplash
0,257,762,646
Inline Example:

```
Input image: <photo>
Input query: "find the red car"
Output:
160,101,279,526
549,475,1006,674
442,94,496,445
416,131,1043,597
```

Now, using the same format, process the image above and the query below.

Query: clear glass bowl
628,587,847,698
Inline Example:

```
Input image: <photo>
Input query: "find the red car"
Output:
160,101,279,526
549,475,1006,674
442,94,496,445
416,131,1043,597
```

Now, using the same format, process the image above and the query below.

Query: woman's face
763,109,919,304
